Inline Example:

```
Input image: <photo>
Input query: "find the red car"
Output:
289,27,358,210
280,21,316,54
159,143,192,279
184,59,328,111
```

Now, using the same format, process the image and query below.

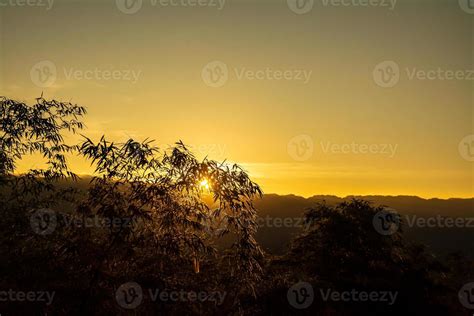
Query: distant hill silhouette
254,194,474,258
49,178,474,258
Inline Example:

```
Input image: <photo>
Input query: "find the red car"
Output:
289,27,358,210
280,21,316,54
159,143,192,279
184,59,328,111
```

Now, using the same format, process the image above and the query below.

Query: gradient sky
0,0,472,198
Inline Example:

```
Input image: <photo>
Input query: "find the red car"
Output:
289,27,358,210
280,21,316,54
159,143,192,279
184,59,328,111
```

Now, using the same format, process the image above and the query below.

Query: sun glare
199,179,210,190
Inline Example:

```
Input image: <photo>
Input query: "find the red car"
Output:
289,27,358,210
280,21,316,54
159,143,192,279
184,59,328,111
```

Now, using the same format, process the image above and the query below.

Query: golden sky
1,0,473,198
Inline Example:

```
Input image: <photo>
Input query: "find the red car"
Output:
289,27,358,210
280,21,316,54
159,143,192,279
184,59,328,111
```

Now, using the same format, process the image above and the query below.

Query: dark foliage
0,96,471,315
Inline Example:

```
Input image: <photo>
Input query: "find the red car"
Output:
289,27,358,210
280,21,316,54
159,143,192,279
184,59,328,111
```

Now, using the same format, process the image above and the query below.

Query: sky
0,0,473,198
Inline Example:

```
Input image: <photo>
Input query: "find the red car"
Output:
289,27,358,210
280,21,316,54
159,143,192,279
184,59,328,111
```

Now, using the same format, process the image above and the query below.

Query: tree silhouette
0,96,87,315
279,199,459,315
0,96,470,315
0,96,264,314
0,95,85,178
0,95,86,215
76,136,264,310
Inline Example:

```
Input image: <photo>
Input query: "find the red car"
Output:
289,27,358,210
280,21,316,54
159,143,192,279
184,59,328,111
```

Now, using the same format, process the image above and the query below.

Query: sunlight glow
199,179,210,190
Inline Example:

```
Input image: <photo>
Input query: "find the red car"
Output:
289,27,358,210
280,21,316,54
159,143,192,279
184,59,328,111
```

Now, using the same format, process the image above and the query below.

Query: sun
199,179,210,190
